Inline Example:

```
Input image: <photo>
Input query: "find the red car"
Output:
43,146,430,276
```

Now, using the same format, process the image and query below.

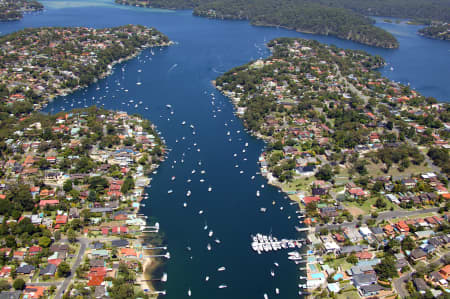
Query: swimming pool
307,256,316,263
310,272,325,280
333,273,343,281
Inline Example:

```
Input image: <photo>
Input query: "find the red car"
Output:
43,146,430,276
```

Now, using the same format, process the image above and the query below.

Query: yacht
199,210,204,215
207,243,211,251
218,285,227,289
166,104,172,108
215,239,221,244
167,190,173,194
208,230,213,237
183,202,187,207
217,267,226,271
187,190,191,197
171,176,176,181
256,190,260,197
188,289,191,296
270,270,275,277
264,293,268,299
208,187,212,192
275,288,279,294
205,276,210,281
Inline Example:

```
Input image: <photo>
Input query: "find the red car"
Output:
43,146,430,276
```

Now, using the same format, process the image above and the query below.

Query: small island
0,0,43,21
216,38,450,298
419,22,450,41
0,25,171,119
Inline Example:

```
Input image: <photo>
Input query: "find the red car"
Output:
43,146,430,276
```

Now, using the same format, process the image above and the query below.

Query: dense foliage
0,0,43,21
419,23,450,40
116,0,399,48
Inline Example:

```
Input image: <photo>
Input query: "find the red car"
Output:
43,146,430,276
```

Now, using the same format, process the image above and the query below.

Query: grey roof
360,284,386,294
111,239,129,247
410,248,427,260
395,259,409,269
0,291,22,299
413,277,429,292
90,207,113,213
16,264,35,274
340,245,368,254
370,227,384,235
40,263,57,276
353,273,377,286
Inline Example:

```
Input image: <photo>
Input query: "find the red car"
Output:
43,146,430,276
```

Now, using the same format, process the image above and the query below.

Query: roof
410,248,427,260
0,291,21,299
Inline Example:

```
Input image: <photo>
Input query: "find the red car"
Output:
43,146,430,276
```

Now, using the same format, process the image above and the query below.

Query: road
393,271,413,298
315,207,439,232
53,237,90,299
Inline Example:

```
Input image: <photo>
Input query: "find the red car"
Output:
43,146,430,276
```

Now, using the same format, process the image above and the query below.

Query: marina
251,234,304,254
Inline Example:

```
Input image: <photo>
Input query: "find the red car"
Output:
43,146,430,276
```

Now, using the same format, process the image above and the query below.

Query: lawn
336,290,360,299
366,161,431,177
280,176,313,192
327,257,353,271
343,197,399,216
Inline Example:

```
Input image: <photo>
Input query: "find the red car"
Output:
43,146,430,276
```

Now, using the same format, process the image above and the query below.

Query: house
88,275,104,287
410,248,427,262
413,277,429,294
111,239,129,247
0,291,21,299
120,248,137,259
353,273,377,288
0,266,11,278
439,265,450,280
346,188,369,199
40,264,57,276
359,284,387,297
395,259,409,271
302,196,320,205
343,227,363,242
319,207,338,218
28,246,42,256
395,221,410,233
16,264,35,275
23,286,46,299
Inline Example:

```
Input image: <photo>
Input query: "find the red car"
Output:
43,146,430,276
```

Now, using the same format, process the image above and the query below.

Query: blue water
0,2,449,299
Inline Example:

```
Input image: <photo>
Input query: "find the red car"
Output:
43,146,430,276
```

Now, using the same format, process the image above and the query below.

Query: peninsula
0,25,171,118
115,0,399,48
419,22,450,41
215,38,450,298
0,0,43,21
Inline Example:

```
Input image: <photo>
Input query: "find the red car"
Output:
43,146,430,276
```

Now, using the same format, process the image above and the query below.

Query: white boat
260,207,266,212
217,267,226,271
214,239,221,244
166,104,172,108
218,285,227,289
256,190,260,197
136,82,142,85
208,187,212,192
182,121,186,125
183,202,187,207
205,276,210,281
275,288,279,294
168,190,173,194
270,270,275,277
171,176,176,181
188,289,191,296
264,293,268,299
199,210,204,215
245,142,248,147
274,262,279,267
187,190,191,197
208,230,213,237
207,243,211,251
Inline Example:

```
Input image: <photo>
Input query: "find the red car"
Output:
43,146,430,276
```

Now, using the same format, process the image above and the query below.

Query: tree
63,180,73,192
0,279,10,291
374,256,397,280
375,198,387,209
13,278,25,290
315,164,333,181
57,262,71,277
67,229,77,243
401,236,416,251
346,254,358,264
120,176,134,194
38,236,52,248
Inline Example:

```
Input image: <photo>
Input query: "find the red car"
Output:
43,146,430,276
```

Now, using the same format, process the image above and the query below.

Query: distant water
0,2,449,299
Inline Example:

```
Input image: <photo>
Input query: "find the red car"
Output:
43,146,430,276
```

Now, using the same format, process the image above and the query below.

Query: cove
0,1,448,298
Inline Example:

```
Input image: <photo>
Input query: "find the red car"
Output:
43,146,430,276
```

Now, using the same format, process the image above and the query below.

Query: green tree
13,278,25,290
38,236,52,248
67,229,77,243
57,262,71,277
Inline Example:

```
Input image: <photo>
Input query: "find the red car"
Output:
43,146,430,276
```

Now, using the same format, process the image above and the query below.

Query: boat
260,207,266,212
188,289,191,296
171,176,176,181
183,202,187,207
208,230,213,237
204,222,208,230
199,210,204,215
182,121,186,125
215,239,221,244
256,190,260,197
218,285,227,289
208,187,212,192
207,243,211,251
205,276,209,281
264,293,268,299
167,190,173,194
270,270,275,277
166,104,172,108
217,267,226,271
274,262,279,267
186,190,191,197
